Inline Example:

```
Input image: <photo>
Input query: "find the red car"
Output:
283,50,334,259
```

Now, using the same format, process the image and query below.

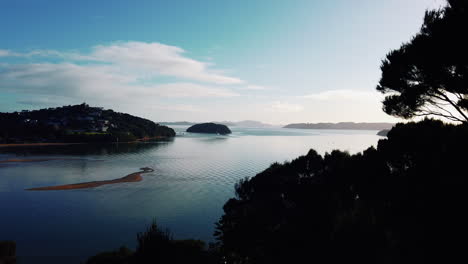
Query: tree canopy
377,0,468,123
215,119,466,263
86,220,219,264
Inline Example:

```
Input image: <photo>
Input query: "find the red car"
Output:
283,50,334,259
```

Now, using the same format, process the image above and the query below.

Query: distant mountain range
160,121,196,126
284,122,394,130
161,121,394,130
160,120,276,128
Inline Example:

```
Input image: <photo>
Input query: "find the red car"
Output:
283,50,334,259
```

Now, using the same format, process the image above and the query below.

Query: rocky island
186,123,231,135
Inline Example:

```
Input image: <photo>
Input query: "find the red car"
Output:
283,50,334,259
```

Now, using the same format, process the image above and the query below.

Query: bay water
0,126,382,263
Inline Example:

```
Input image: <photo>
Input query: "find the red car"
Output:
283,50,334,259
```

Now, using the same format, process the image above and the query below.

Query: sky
0,0,446,124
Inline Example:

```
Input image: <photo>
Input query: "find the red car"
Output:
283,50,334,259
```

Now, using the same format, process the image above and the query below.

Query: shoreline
0,158,103,164
26,167,154,191
0,143,84,148
0,137,173,148
0,158,61,164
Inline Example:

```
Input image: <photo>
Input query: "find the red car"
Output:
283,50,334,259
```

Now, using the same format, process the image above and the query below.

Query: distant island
161,120,275,128
0,103,175,144
284,122,394,130
186,123,232,135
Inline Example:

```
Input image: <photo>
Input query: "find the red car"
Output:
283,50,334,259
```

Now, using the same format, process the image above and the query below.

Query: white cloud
0,63,131,97
245,85,267,90
0,42,243,85
302,89,379,102
269,101,304,113
147,83,239,98
0,50,12,57
0,63,239,101
89,42,244,84
0,41,245,110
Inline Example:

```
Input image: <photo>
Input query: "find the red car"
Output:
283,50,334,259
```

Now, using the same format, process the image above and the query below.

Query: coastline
0,143,84,148
0,158,61,163
135,136,170,141
26,167,154,191
0,158,103,164
0,136,172,148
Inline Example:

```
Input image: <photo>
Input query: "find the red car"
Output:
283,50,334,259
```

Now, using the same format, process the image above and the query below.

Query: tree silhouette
215,119,467,263
377,0,468,123
86,220,219,264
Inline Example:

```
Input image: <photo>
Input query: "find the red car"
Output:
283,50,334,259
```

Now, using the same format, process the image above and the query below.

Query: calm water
0,126,381,263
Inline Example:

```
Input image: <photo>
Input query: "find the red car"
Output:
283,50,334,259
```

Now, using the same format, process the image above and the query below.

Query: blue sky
0,0,445,124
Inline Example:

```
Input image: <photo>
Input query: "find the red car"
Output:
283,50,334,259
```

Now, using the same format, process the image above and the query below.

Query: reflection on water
0,127,381,263
0,139,174,156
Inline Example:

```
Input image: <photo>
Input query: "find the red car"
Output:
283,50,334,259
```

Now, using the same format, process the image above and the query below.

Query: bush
0,241,16,264
87,221,219,264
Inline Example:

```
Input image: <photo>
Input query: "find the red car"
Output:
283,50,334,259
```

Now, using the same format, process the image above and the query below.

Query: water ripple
0,129,380,260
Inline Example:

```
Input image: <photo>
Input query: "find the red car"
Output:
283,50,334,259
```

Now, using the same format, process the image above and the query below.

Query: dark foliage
377,0,468,123
186,123,232,135
377,129,390,136
86,221,220,264
86,247,133,264
215,119,466,263
0,103,175,144
0,241,16,264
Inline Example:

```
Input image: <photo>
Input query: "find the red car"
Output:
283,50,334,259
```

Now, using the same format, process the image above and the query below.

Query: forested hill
0,103,175,144
284,122,394,130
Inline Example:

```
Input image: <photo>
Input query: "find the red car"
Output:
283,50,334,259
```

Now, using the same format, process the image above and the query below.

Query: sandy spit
26,167,154,191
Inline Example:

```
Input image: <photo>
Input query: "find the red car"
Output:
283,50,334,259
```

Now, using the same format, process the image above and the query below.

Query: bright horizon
0,0,445,124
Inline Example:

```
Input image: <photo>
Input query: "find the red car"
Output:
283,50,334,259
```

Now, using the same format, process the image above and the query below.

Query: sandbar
26,167,154,191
